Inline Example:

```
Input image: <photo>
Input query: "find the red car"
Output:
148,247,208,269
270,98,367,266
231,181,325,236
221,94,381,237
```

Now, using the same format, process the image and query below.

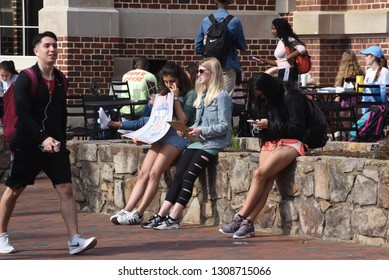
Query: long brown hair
334,50,364,87
373,55,388,82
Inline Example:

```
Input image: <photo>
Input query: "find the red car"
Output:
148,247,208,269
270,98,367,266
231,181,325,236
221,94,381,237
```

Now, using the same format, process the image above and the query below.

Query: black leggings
165,149,216,207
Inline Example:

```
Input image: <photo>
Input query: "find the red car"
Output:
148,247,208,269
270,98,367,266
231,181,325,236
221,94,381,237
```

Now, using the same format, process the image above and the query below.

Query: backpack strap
61,72,68,93
57,70,69,93
223,14,234,25
209,14,217,24
208,14,234,25
22,68,38,98
22,67,68,96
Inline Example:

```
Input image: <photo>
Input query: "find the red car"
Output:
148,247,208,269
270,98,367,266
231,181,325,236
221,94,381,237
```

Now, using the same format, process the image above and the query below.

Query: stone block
299,199,324,238
351,208,387,237
113,180,125,209
113,148,139,174
78,143,97,162
182,198,201,225
354,234,386,247
101,163,114,182
324,205,352,240
279,200,298,223
378,172,389,209
329,165,354,203
351,175,378,206
314,161,329,200
257,203,277,228
80,162,100,188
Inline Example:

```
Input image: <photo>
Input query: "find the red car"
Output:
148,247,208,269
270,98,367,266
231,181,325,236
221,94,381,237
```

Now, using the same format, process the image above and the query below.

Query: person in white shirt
0,60,19,125
253,18,307,84
0,60,19,93
360,46,389,113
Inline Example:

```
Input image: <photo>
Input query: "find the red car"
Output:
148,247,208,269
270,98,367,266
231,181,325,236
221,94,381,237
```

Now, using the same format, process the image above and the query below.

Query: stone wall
67,138,389,247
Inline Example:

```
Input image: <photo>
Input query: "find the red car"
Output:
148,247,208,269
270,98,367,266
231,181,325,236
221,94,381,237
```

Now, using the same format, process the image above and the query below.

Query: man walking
195,0,247,96
0,31,97,255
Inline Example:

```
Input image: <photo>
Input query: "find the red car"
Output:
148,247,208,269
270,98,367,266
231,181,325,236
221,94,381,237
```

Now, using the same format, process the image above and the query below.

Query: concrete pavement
0,179,389,260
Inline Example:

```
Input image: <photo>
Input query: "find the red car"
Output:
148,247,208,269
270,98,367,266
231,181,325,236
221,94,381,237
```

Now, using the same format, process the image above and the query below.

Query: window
0,0,43,56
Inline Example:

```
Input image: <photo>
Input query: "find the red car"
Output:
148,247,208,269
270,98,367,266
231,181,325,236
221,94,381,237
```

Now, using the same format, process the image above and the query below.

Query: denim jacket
191,90,232,149
194,8,247,70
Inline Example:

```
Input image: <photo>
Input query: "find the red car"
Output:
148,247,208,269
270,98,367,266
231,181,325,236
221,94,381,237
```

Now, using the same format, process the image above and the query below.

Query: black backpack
303,97,329,149
203,14,234,66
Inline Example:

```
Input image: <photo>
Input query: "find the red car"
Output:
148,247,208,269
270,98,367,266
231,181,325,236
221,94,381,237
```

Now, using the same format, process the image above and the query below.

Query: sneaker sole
218,228,234,237
153,225,180,230
233,232,255,239
110,217,143,225
0,248,16,254
141,224,155,229
110,216,122,225
69,238,97,255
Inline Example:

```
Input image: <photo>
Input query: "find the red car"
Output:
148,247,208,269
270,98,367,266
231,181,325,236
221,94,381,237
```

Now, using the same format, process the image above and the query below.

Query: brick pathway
0,179,388,260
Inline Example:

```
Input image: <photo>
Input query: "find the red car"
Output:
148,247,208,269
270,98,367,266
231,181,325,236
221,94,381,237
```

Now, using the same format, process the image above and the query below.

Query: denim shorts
154,126,190,151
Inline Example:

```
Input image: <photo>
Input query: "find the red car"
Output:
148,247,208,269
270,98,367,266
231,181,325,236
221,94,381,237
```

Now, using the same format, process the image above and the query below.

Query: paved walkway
1,179,389,260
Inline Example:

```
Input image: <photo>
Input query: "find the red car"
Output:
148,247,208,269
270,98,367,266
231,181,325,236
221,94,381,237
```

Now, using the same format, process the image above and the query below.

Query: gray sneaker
153,216,180,230
110,209,144,225
142,214,163,229
233,219,255,239
219,215,243,236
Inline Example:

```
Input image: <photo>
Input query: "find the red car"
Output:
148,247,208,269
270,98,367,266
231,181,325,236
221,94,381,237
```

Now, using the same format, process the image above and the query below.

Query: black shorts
5,150,72,189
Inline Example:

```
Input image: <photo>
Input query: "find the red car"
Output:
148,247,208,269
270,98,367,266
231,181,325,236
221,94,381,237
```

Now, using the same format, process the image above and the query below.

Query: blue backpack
350,105,389,142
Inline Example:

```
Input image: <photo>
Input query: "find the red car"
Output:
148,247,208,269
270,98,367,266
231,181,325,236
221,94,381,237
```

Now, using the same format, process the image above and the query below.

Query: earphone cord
42,95,52,131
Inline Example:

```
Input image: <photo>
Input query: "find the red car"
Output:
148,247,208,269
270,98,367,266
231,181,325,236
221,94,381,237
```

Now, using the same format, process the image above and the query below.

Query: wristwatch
174,96,179,101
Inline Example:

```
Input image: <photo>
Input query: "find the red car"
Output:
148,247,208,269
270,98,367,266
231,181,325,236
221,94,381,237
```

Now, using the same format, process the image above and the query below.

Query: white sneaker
98,107,111,130
0,232,16,254
117,129,133,135
68,233,97,255
110,209,144,225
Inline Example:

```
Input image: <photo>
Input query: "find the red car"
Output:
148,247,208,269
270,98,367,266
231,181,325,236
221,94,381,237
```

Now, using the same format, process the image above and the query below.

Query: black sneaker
153,216,180,230
142,214,163,229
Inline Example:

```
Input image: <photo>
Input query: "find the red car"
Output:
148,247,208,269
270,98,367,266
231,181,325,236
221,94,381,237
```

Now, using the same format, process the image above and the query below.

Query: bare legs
56,183,79,240
239,146,300,221
0,182,80,240
123,143,181,216
0,186,25,234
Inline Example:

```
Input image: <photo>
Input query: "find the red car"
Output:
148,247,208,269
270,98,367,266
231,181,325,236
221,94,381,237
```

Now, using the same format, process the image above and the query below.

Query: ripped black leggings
165,148,215,207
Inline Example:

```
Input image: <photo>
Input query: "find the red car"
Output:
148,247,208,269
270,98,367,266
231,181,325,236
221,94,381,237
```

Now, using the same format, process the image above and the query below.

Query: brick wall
297,0,389,11
113,0,276,11
59,36,279,95
57,0,389,95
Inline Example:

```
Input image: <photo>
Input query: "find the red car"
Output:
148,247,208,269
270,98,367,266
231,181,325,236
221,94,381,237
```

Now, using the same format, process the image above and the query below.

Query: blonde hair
334,50,364,87
193,57,225,108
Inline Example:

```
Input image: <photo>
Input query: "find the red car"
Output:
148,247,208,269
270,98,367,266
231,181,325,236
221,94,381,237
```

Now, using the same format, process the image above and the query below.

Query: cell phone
247,119,255,123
